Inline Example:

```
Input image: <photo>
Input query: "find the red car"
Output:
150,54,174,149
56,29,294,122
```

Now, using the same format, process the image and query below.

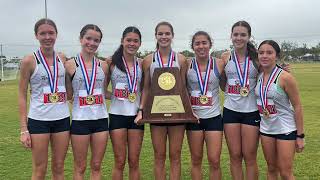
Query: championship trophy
140,67,198,123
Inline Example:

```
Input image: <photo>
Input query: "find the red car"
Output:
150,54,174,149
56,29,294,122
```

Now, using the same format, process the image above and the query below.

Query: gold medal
240,87,249,97
263,108,270,119
86,95,95,105
128,93,136,103
49,93,59,103
199,95,209,105
158,72,176,91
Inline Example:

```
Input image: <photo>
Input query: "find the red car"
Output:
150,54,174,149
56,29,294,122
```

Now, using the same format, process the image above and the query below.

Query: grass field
0,63,319,179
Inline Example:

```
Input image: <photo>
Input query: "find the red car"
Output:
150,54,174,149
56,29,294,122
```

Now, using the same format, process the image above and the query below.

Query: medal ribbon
156,50,174,68
232,51,250,88
122,56,138,93
193,57,212,96
37,49,58,93
78,54,97,95
259,66,280,110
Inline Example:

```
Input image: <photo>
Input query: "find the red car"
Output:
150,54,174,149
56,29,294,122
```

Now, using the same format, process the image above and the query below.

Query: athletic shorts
71,118,108,135
28,117,70,134
222,107,261,127
186,115,223,131
260,131,297,140
109,114,144,131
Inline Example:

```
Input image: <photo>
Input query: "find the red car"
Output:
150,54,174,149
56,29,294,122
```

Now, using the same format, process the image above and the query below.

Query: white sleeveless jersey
187,58,221,118
149,52,180,79
71,58,108,120
109,60,143,116
28,53,70,121
255,71,296,134
223,55,258,112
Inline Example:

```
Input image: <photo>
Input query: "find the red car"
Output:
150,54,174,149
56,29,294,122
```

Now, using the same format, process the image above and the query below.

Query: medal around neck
49,92,59,103
36,49,60,103
86,95,95,105
240,87,249,97
259,66,281,119
78,54,98,105
128,93,137,103
262,108,270,119
232,51,250,97
122,56,138,103
192,57,212,104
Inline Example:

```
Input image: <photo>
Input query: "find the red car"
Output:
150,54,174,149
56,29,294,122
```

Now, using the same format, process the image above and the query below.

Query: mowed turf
0,63,319,179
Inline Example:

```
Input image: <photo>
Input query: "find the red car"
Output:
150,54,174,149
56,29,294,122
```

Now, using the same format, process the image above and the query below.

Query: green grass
0,63,319,179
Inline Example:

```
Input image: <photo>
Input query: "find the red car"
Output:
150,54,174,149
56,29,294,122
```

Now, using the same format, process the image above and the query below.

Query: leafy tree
180,50,194,58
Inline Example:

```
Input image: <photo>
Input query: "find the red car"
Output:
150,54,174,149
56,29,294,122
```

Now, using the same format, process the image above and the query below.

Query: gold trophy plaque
141,67,198,123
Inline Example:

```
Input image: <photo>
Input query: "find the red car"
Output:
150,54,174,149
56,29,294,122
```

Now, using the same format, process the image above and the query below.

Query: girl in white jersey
135,21,188,180
19,18,70,180
256,40,304,180
65,24,109,180
221,21,260,180
186,31,226,179
106,26,144,180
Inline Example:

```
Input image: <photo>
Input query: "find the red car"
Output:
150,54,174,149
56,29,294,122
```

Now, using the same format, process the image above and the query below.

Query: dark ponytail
247,41,257,61
111,26,142,73
111,45,125,72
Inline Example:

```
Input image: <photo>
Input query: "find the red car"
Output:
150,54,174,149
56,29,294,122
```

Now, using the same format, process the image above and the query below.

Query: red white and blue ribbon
192,57,212,96
77,54,97,95
122,56,138,94
156,50,174,68
259,66,281,110
232,51,250,88
36,49,58,93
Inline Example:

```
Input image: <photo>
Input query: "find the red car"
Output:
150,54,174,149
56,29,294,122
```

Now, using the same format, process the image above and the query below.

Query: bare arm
178,53,187,88
104,58,112,100
218,52,230,91
57,52,67,65
280,72,304,152
64,59,76,101
134,55,152,123
18,55,34,148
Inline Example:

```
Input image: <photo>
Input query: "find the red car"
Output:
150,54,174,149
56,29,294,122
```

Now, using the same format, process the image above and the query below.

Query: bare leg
205,131,223,180
168,125,185,180
261,135,278,180
277,139,296,180
151,125,168,180
31,134,50,180
128,129,144,180
110,129,127,180
90,131,108,180
71,135,90,180
224,124,243,180
241,124,259,180
50,131,70,180
187,130,204,180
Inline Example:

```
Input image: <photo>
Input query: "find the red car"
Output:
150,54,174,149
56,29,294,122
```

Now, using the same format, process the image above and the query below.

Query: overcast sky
1,0,319,57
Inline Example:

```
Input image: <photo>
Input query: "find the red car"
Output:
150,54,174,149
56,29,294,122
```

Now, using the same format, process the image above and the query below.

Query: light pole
0,44,3,81
45,0,48,18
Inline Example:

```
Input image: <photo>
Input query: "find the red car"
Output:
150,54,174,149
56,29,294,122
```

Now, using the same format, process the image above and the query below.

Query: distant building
300,54,320,61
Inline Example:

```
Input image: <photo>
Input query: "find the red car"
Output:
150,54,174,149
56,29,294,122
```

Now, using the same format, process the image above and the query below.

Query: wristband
137,108,143,113
20,130,29,135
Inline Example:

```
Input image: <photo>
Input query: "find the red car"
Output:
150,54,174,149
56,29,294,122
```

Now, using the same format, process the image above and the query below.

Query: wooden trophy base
141,67,198,124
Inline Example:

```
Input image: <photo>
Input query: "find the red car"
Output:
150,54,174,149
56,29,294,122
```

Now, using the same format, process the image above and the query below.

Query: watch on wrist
137,108,143,113
296,133,305,138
